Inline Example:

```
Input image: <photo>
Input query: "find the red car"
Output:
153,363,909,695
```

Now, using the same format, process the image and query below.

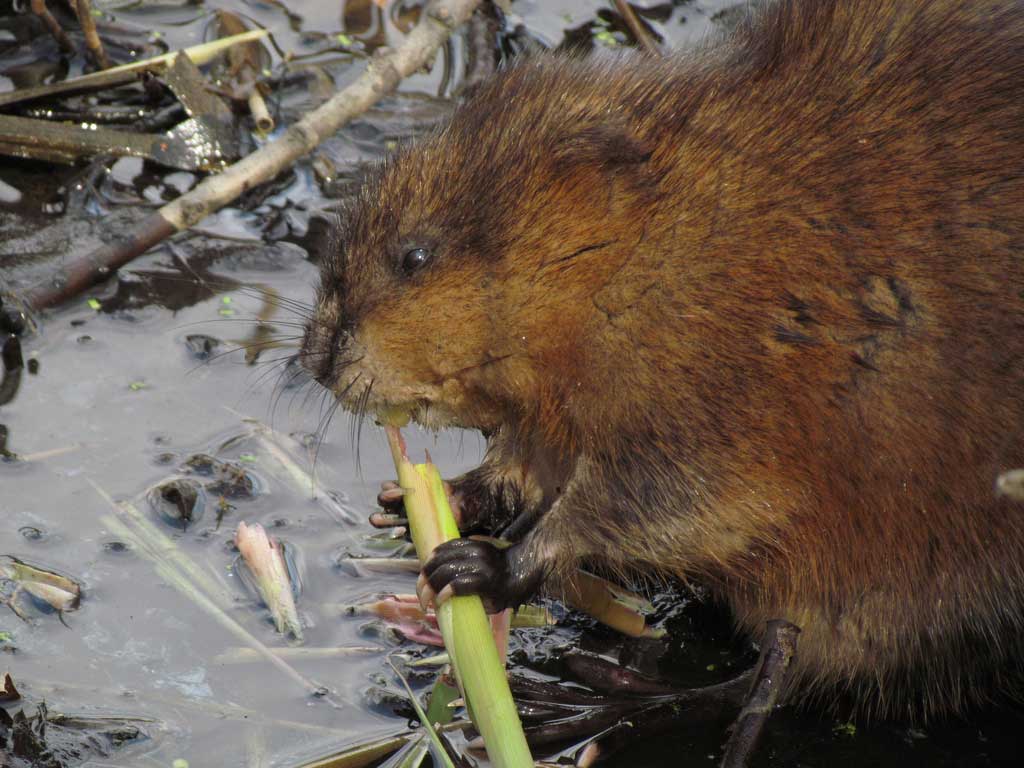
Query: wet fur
304,0,1024,718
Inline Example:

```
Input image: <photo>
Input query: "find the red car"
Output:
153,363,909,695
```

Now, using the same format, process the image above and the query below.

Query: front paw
371,478,460,529
418,538,544,614
370,480,409,529
372,477,481,532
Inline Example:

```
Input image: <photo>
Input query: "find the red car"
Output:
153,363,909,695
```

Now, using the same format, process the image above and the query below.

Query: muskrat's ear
551,121,652,173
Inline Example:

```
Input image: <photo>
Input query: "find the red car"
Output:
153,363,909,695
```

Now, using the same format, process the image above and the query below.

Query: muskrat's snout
297,319,331,387
299,305,350,392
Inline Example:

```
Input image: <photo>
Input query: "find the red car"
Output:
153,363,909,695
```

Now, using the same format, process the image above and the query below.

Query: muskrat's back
303,0,1024,717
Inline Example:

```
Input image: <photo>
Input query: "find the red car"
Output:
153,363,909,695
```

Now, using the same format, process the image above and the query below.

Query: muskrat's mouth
330,384,459,431
325,361,476,432
373,399,465,431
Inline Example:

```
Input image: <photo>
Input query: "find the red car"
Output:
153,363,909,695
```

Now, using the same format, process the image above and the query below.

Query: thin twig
248,91,274,134
23,0,483,312
75,0,112,69
613,0,662,56
29,0,73,53
719,619,801,768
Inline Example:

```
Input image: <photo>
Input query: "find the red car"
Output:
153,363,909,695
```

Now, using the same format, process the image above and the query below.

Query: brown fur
302,0,1024,718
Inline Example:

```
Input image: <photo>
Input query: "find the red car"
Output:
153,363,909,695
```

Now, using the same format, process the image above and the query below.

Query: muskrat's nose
299,320,342,385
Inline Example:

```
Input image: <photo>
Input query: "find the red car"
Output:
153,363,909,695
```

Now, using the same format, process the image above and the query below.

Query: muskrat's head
301,59,657,433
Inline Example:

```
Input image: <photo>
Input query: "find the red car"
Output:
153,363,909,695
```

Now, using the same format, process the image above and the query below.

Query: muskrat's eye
401,247,432,275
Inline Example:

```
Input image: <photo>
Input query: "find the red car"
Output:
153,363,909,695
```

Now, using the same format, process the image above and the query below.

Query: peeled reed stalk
562,570,663,638
385,426,533,768
236,521,304,641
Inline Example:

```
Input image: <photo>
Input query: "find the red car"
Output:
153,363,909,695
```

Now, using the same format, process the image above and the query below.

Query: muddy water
1,2,1022,767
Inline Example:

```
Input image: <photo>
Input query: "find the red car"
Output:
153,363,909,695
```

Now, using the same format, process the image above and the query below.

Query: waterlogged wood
719,620,800,768
75,0,112,69
385,426,533,768
24,0,482,312
0,114,217,170
0,29,269,109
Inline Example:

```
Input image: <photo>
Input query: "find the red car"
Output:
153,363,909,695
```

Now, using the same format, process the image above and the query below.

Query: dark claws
422,537,545,613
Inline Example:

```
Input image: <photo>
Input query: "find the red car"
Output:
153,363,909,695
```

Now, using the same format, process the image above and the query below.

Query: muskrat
301,0,1024,718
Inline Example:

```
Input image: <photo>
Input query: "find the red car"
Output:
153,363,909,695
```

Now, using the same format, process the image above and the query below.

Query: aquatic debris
0,41,241,171
145,477,206,530
347,594,438,624
392,621,445,648
0,295,30,337
0,556,82,624
0,333,24,407
185,334,222,360
181,453,260,499
217,416,363,524
0,107,233,171
0,702,151,767
97,486,336,703
210,10,275,134
161,51,242,171
1,671,20,702
235,521,304,642
424,673,461,728
21,0,482,313
386,658,457,768
336,555,421,576
290,729,430,768
344,594,552,651
212,645,378,664
0,29,270,109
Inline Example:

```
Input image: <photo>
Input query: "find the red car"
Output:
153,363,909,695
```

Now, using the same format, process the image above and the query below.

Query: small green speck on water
705,664,717,671
129,381,147,391
221,296,232,304
833,721,857,737
336,33,354,46
87,298,101,310
239,453,257,463
594,29,619,47
172,760,189,768
219,308,235,317
0,631,12,642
